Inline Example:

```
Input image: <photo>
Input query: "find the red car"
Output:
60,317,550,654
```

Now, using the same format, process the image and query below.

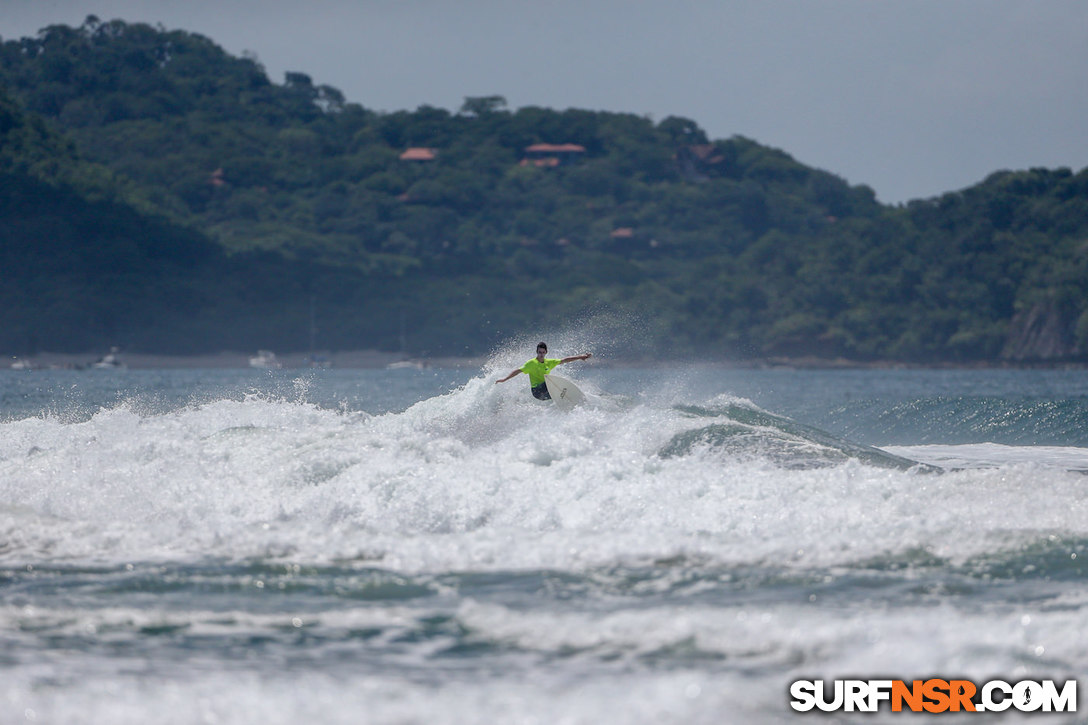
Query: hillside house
400,148,437,162
520,143,586,167
676,144,726,182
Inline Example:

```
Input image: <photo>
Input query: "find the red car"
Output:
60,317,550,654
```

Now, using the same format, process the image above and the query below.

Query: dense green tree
3,20,1088,361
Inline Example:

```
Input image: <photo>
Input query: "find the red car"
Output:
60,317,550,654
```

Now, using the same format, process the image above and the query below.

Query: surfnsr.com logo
790,679,1077,714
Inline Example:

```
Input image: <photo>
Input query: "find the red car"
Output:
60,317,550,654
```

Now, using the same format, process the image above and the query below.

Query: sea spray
4,370,1088,572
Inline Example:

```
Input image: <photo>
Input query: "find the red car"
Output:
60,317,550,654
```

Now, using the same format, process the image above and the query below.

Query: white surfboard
544,373,585,411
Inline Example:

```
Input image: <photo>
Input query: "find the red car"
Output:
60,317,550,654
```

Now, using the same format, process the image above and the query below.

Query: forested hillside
3,17,1088,361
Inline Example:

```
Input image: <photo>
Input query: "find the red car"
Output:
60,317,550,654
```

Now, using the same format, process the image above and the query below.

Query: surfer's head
536,342,547,360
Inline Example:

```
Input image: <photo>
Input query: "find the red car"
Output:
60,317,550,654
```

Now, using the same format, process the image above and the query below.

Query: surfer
495,342,592,400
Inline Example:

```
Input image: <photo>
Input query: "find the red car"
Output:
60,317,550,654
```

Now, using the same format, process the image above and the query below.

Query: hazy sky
4,0,1087,203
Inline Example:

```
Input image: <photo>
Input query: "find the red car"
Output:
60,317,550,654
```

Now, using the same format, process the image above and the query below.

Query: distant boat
91,351,126,370
10,358,37,370
249,350,282,369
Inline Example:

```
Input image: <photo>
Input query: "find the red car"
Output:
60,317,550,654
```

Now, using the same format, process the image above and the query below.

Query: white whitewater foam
4,376,1088,573
5,370,1088,725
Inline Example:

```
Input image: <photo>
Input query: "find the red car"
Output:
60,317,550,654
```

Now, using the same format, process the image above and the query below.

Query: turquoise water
2,362,1087,723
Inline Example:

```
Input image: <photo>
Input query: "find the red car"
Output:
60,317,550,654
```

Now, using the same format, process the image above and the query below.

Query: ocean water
2,357,1087,723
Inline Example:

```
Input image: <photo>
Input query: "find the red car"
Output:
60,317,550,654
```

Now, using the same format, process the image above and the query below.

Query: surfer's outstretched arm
559,353,592,364
495,369,523,384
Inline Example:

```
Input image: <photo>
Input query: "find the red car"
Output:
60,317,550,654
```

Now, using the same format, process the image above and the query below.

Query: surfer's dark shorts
531,383,551,401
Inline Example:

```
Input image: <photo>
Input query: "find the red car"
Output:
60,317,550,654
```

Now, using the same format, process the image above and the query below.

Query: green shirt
520,357,561,386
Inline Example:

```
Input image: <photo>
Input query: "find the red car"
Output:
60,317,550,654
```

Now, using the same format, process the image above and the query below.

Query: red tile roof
400,147,437,161
525,143,586,154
